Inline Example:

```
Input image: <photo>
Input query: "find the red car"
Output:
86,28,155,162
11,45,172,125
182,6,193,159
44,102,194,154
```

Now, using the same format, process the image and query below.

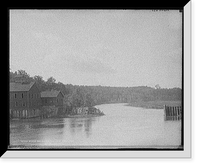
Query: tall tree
33,75,45,91
46,77,56,90
155,84,161,89
17,70,30,78
10,70,33,82
46,77,56,84
85,93,95,107
34,75,44,83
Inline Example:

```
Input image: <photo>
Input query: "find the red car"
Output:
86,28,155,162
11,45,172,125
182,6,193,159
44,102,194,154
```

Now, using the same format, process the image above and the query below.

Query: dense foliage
10,70,182,111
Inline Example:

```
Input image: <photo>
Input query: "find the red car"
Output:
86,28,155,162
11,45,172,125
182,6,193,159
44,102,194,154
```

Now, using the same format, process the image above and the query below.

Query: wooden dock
10,109,41,119
164,105,182,121
10,106,59,120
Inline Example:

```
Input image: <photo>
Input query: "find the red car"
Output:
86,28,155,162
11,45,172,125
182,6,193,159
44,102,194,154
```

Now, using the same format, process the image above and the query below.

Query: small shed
40,90,64,107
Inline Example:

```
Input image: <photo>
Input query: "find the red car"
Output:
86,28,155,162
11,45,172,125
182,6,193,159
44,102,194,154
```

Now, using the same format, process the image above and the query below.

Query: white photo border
3,2,191,158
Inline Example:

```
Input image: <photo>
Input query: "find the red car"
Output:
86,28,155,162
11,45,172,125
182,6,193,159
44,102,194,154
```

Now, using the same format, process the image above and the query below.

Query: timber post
164,105,182,121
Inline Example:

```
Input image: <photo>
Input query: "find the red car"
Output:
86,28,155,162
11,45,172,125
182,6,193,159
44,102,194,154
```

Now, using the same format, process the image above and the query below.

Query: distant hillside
66,85,182,106
127,100,182,109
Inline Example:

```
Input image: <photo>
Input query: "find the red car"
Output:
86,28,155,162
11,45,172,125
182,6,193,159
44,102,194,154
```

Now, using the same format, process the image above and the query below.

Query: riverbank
64,113,104,118
59,106,105,118
127,100,182,109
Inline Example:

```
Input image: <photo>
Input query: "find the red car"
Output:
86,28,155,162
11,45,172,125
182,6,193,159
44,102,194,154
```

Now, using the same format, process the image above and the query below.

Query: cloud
69,58,116,74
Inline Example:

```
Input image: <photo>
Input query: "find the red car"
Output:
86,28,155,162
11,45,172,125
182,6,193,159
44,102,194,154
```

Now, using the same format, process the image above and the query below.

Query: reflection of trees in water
10,119,66,146
10,119,65,133
69,117,99,137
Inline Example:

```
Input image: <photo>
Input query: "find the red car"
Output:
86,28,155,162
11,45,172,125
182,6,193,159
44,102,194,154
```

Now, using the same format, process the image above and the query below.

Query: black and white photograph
9,9,184,151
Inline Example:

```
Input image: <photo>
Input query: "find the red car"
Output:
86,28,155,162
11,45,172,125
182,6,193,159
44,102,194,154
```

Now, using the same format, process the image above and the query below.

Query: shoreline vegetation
59,106,105,118
10,70,182,117
127,100,182,109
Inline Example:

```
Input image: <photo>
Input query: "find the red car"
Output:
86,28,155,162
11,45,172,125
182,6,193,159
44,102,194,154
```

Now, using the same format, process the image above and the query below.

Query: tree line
10,70,182,111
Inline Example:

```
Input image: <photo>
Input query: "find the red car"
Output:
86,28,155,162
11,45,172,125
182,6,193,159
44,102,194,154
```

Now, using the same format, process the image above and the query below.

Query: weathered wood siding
41,92,63,107
28,83,41,109
56,92,64,107
10,91,29,110
9,83,41,110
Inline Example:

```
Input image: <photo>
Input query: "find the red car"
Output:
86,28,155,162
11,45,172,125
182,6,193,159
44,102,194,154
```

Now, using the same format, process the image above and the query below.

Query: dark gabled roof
40,90,64,98
10,82,35,92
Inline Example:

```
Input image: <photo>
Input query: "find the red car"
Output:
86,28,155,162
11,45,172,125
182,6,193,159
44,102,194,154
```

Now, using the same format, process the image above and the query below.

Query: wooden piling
164,105,182,121
174,107,177,120
172,107,174,120
178,107,180,120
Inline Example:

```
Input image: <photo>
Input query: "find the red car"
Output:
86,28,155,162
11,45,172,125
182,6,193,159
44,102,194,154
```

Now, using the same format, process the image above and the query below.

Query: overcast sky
10,10,182,88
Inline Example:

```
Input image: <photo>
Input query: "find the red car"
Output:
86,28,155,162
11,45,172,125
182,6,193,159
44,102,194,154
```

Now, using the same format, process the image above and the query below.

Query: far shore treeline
10,70,182,110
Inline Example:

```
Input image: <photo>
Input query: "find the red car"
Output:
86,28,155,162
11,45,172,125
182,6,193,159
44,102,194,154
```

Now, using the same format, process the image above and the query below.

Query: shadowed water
10,103,182,148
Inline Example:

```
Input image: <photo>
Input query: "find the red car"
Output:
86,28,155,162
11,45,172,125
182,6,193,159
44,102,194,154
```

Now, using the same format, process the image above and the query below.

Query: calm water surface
10,103,182,148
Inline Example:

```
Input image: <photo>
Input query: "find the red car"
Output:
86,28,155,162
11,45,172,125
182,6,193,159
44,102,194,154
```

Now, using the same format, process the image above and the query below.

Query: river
10,103,182,149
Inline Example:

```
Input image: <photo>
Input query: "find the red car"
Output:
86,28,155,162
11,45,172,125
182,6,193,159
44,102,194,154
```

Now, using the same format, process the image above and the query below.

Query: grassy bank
127,100,182,109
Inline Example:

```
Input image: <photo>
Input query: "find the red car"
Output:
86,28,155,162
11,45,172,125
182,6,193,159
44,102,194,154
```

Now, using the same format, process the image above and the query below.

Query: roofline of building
9,81,36,92
59,91,65,97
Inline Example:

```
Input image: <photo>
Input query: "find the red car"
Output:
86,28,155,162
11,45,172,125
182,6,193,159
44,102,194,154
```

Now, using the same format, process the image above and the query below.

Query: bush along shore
126,100,182,109
60,106,105,118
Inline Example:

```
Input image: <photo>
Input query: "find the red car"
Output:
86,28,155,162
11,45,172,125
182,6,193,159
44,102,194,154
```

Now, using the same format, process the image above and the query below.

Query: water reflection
69,117,99,137
10,118,65,146
10,104,181,148
10,118,65,131
10,116,100,146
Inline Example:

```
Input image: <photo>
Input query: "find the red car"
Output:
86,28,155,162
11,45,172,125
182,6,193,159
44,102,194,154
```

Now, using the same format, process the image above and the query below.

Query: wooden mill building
41,90,64,114
9,81,42,119
9,74,65,119
10,81,41,110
